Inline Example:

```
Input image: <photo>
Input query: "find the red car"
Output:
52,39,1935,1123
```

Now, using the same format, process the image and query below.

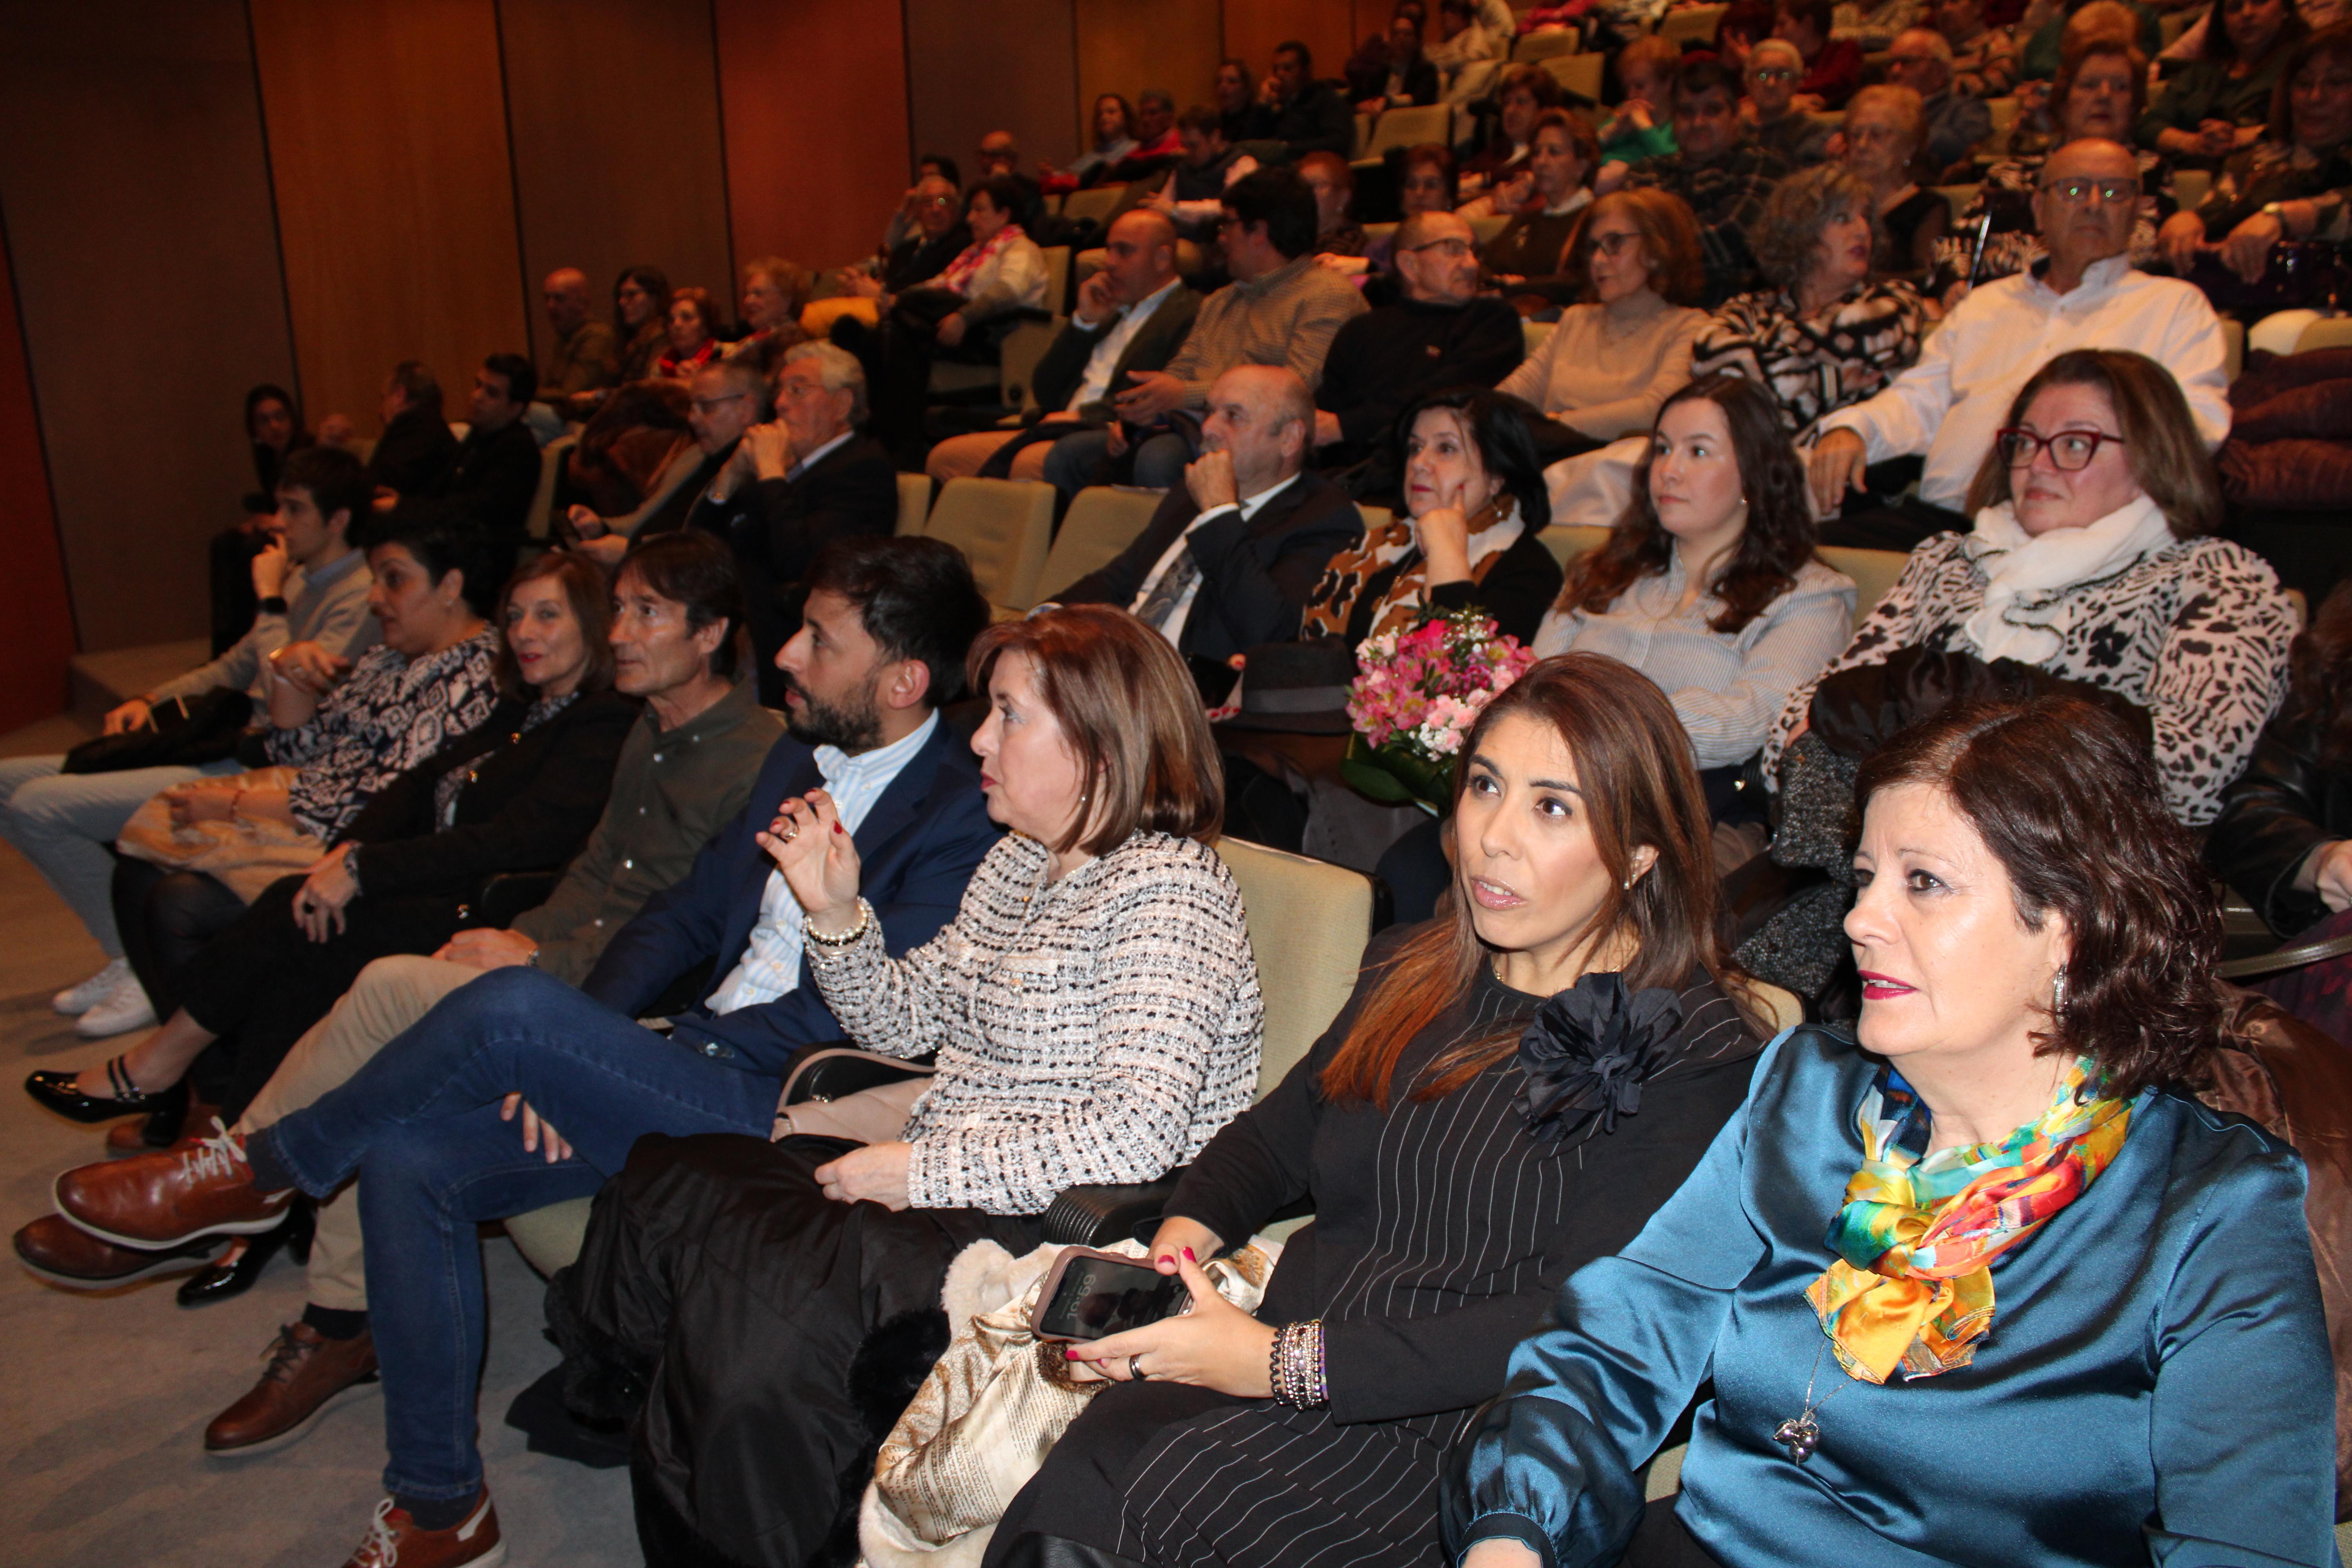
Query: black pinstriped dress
984,925,1765,1568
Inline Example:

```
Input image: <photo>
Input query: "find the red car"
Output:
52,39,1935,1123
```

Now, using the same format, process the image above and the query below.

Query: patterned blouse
267,628,501,840
1929,151,2175,296
805,830,1264,1216
1762,532,2296,824
1690,280,1927,437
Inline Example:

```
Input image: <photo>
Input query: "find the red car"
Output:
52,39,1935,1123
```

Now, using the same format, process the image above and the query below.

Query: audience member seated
1538,376,1856,871
993,653,1775,1568
1047,167,1367,494
539,268,620,418
1056,366,1365,703
1430,0,1509,70
47,537,1003,1568
1499,190,1711,446
729,254,813,369
879,153,961,255
1930,38,2172,298
2012,1,2149,132
1111,89,1183,181
400,355,545,569
1349,11,1442,111
1045,93,1140,193
2157,22,2352,295
654,285,724,379
1145,106,1261,241
1886,27,1997,172
927,210,1199,486
860,176,972,298
1214,57,1259,144
367,360,459,501
1445,696,2338,1568
1937,0,2020,94
573,358,768,560
1303,387,1565,651
11,537,779,1406
611,265,671,384
1715,0,1782,75
1695,167,1929,437
1604,37,1686,167
30,552,632,1155
1316,210,1526,468
1808,138,2228,550
2138,0,2308,162
1622,58,1793,305
974,129,1048,226
1833,0,1925,51
0,448,381,1048
1460,64,1564,198
1250,40,1357,160
1365,142,1462,272
211,385,315,655
1477,110,1602,302
1777,0,1867,108
1837,84,1952,276
2208,579,2352,1044
704,342,900,701
1745,40,1837,167
1298,151,1373,265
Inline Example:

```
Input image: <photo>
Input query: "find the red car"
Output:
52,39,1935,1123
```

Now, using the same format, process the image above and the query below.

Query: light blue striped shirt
706,710,941,1014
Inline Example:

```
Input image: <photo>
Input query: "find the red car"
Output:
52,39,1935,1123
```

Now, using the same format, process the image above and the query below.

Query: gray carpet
0,720,641,1566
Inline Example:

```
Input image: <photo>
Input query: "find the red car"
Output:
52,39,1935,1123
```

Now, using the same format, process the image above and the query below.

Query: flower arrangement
1340,607,1536,815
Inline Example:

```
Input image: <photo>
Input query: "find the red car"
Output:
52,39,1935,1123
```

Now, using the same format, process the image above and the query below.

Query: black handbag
60,687,252,775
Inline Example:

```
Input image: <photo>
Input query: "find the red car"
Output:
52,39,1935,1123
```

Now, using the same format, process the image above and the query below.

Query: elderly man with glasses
1805,137,2231,550
1885,27,1994,173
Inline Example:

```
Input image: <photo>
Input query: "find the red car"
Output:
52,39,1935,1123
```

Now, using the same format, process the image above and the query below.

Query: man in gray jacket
0,445,381,1037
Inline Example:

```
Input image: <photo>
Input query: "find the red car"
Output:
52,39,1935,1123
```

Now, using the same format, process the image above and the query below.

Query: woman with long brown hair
985,653,1775,1568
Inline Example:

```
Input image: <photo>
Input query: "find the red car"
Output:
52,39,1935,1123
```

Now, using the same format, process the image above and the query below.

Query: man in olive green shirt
541,266,620,417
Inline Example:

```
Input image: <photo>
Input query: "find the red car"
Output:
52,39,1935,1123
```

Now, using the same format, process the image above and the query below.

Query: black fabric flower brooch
1514,973,1686,1144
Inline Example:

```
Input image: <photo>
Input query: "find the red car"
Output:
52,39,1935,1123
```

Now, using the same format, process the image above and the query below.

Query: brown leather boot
12,1213,221,1286
53,1122,293,1249
338,1489,505,1568
205,1321,380,1455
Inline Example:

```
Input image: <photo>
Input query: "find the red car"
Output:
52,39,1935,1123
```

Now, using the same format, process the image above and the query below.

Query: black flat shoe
177,1201,311,1309
24,1059,188,1125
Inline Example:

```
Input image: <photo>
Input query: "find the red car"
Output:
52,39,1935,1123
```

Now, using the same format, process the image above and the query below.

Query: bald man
1053,364,1365,704
1809,137,2230,550
924,209,1201,486
540,267,619,411
1886,27,1991,172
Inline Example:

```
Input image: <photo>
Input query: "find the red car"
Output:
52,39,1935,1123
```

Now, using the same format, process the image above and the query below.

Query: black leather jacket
2207,709,2352,937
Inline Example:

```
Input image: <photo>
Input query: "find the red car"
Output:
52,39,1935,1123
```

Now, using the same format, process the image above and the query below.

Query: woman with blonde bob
567,604,1269,1568
987,653,1773,1568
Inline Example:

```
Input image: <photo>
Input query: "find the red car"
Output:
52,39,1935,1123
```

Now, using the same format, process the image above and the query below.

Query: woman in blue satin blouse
1443,696,2339,1567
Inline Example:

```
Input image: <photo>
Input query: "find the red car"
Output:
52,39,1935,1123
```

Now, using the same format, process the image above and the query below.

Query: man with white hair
539,267,618,411
1746,40,1834,167
1886,27,1993,172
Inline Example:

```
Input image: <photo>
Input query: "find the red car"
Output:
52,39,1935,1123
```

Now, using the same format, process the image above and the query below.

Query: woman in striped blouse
989,653,1775,1568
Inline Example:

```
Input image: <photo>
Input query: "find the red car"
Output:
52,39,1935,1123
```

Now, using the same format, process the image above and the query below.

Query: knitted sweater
1163,255,1369,401
1497,294,1708,439
806,830,1263,1214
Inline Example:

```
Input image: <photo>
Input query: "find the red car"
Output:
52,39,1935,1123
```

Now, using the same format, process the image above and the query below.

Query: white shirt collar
789,429,856,478
814,708,938,785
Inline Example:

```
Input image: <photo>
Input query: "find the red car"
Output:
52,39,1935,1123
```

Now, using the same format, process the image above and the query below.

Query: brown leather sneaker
53,1121,293,1249
205,1321,379,1455
339,1490,505,1568
12,1213,221,1286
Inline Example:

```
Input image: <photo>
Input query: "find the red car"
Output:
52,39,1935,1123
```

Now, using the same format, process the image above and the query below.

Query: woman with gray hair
1688,164,1928,437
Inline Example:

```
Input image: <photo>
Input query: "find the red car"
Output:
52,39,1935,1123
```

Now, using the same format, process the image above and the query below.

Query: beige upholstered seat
924,477,1057,611
1060,187,1125,229
1660,3,1727,45
1817,545,1910,631
1512,27,1584,62
1363,103,1453,160
523,434,576,541
895,472,933,537
1041,486,1159,597
1536,523,1611,570
1540,53,1605,100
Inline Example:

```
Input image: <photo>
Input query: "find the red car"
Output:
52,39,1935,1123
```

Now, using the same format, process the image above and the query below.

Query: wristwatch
259,595,289,614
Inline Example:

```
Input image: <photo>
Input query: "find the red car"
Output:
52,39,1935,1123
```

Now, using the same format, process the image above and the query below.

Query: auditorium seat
1817,545,1909,629
896,472,933,536
1363,103,1454,160
922,476,1057,611
1043,486,1160,591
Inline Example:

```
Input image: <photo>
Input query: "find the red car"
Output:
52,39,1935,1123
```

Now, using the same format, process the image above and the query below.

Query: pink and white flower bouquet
1341,607,1536,815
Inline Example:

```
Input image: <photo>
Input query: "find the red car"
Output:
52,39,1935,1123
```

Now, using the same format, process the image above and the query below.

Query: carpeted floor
0,716,641,1566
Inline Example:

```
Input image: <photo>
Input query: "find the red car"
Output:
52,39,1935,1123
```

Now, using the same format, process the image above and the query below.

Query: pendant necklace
1772,1329,1851,1464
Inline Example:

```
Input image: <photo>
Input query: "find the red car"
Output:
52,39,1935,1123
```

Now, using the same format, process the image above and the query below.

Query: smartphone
1028,1247,1191,1343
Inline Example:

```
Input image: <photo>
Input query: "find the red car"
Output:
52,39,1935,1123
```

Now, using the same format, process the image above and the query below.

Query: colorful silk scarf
938,223,1028,298
1805,1057,2131,1385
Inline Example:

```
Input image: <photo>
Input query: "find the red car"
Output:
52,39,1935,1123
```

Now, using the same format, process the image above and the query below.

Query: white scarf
1958,493,2174,667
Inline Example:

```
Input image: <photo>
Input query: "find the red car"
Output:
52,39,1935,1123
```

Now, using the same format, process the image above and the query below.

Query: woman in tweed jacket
559,606,1264,1568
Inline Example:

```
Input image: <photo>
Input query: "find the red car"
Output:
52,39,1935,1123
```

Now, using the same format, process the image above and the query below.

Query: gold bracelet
804,899,872,949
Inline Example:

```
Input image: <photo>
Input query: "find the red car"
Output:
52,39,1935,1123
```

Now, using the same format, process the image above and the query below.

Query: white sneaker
75,973,156,1038
52,958,130,1016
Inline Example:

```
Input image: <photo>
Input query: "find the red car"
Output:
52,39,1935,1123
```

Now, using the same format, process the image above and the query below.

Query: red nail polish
1183,1247,1196,1261
833,822,843,834
1064,1348,1080,1359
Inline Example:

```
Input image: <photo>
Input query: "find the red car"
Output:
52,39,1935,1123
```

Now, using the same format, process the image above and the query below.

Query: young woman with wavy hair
987,653,1774,1568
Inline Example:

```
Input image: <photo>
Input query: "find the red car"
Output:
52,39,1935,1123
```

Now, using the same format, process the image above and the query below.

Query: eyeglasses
1404,238,1474,257
1750,66,1799,81
2040,177,2139,204
1588,230,1644,256
690,394,749,414
1996,426,2126,469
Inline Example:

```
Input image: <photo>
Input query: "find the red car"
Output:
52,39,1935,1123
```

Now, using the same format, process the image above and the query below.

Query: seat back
1513,27,1584,61
1037,245,1071,317
1468,213,1511,247
896,472,933,537
2171,166,2212,212
1659,2,1726,44
2298,316,2352,355
611,437,704,539
1364,103,1454,159
1817,545,1909,630
524,434,577,541
1540,53,1605,101
926,477,1057,610
1523,318,1554,358
1932,184,1978,226
1045,486,1160,595
1359,503,1394,536
1537,523,1610,570
1984,95,2019,152
1214,837,1377,1102
1060,186,1125,229
999,316,1061,412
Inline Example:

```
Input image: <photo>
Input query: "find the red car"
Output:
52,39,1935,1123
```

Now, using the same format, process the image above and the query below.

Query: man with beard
45,537,998,1566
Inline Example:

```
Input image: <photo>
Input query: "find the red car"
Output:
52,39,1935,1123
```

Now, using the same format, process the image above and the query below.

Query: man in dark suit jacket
1055,364,1364,704
1249,41,1357,160
366,360,459,500
417,354,545,568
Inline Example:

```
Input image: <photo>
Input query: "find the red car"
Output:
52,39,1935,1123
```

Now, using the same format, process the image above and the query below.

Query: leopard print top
1762,531,2295,824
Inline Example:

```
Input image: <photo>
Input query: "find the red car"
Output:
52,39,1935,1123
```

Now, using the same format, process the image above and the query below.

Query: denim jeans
249,966,780,1502
1040,427,1189,497
0,753,241,955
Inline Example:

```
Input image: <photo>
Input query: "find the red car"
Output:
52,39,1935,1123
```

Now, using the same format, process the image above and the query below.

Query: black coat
1317,297,1527,461
2208,708,2352,938
1250,80,1357,159
1029,285,1203,419
368,405,459,498
709,434,900,699
1344,525,1565,649
1055,469,1366,702
432,417,544,546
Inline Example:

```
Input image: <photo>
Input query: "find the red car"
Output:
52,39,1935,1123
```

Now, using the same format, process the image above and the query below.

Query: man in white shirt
1053,364,1365,702
922,210,1201,487
1808,137,2231,550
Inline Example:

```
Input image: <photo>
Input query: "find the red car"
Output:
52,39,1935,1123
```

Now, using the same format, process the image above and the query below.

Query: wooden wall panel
1223,0,1356,86
1076,0,1223,142
905,0,1082,192
715,0,911,278
0,226,79,719
250,0,529,440
0,0,298,653
497,0,736,368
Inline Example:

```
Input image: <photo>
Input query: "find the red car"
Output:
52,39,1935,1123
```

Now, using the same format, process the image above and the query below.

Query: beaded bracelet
804,898,874,949
1268,1319,1328,1408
